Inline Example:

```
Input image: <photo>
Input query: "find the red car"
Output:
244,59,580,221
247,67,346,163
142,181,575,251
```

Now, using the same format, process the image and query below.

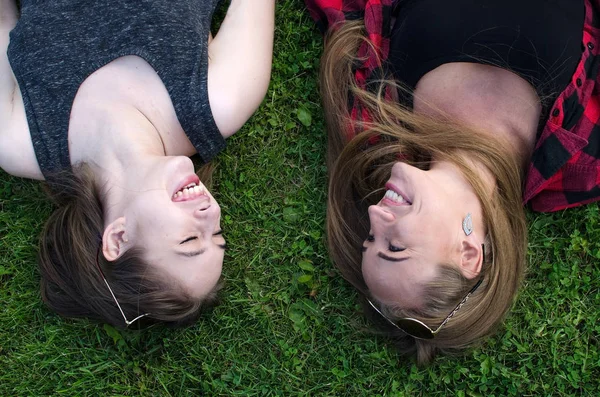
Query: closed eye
365,234,405,252
213,230,226,250
180,236,198,244
388,244,405,252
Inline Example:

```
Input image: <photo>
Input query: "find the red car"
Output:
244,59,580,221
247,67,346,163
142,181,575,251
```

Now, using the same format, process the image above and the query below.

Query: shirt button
588,42,595,50
576,78,583,87
552,109,560,117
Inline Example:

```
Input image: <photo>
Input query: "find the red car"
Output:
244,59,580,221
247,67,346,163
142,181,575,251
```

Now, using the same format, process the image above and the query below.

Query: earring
462,213,473,236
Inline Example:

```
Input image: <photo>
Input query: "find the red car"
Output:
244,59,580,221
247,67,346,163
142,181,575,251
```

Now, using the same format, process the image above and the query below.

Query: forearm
207,0,275,137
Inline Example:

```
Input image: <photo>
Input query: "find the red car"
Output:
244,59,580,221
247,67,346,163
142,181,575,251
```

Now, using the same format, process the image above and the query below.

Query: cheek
136,212,167,236
129,192,168,216
133,211,184,247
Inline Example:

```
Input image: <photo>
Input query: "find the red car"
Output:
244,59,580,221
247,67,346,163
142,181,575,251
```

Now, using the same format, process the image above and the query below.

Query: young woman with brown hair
306,0,596,363
0,0,275,328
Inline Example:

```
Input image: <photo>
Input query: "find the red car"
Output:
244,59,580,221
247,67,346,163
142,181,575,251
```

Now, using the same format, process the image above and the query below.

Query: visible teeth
385,189,406,203
172,183,206,200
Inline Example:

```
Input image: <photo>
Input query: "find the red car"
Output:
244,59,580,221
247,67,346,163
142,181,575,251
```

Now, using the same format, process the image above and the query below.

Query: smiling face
104,156,225,299
133,179,225,299
361,161,484,309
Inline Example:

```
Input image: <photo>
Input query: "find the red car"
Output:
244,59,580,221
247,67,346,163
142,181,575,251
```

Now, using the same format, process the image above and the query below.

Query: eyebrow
177,231,227,257
362,245,409,262
377,252,408,262
177,248,207,257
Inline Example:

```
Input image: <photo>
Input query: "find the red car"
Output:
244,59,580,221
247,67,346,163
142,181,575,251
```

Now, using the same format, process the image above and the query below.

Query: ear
102,217,131,261
459,239,483,279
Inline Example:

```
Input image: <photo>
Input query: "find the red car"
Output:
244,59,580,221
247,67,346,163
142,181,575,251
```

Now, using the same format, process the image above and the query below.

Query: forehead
146,246,225,298
362,252,440,309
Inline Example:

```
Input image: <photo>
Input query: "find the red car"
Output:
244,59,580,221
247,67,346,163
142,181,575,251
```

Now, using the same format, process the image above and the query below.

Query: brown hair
38,162,220,329
321,21,527,363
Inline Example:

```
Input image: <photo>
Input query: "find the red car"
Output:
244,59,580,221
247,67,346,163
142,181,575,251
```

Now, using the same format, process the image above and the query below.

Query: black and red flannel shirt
305,0,600,212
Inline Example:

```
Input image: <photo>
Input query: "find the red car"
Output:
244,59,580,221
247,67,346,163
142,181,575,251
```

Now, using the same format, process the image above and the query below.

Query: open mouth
383,183,411,205
172,178,209,202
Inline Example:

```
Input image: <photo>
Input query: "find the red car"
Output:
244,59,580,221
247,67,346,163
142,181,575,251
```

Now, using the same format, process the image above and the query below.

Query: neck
69,104,166,222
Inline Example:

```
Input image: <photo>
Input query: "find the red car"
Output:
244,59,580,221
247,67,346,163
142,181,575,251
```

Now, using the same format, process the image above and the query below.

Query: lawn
0,1,599,395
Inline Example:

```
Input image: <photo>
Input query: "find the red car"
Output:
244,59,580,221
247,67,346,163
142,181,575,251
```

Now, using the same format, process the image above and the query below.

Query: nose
368,205,396,223
193,202,221,222
193,202,212,219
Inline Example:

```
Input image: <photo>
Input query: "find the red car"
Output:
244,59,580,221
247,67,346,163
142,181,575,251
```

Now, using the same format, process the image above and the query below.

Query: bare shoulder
0,2,44,179
0,92,44,180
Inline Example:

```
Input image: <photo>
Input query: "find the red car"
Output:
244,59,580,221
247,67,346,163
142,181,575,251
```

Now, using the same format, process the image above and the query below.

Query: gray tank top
7,0,225,178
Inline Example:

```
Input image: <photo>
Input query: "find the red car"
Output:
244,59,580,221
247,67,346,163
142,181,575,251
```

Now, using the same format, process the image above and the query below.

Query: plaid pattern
305,0,393,141
306,0,600,212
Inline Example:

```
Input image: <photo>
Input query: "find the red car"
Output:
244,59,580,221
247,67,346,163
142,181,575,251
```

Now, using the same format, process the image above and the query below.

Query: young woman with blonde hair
0,0,275,328
306,0,596,363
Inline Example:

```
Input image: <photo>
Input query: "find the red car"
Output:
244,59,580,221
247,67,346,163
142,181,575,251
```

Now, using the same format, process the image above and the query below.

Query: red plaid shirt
306,0,600,212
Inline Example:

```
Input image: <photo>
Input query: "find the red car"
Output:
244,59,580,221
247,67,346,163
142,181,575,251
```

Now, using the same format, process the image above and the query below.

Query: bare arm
0,0,17,29
0,0,43,179
0,0,18,103
207,0,275,138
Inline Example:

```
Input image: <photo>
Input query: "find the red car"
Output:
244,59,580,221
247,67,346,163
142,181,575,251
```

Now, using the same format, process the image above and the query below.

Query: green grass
1,1,599,395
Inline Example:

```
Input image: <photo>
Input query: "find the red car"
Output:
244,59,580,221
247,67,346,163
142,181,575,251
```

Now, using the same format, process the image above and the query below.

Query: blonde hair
321,21,527,363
